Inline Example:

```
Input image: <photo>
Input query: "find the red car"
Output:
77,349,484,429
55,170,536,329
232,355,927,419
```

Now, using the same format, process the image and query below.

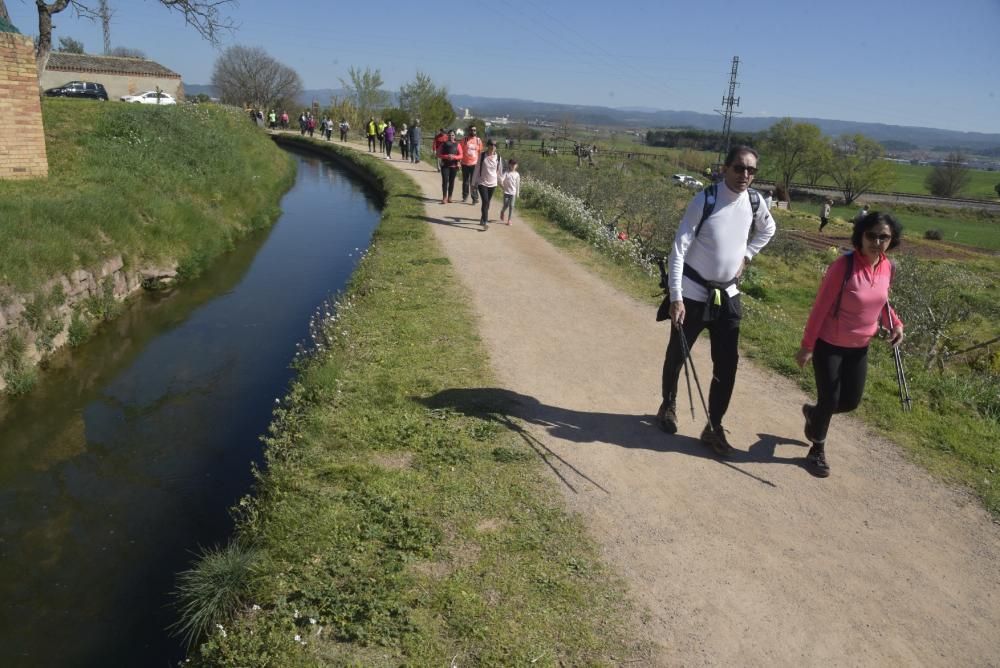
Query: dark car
43,81,109,101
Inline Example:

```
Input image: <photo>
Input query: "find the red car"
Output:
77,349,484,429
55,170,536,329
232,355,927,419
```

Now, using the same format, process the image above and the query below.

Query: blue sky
7,0,999,133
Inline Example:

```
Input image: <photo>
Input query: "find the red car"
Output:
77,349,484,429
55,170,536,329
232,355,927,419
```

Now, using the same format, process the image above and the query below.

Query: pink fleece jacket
801,252,903,351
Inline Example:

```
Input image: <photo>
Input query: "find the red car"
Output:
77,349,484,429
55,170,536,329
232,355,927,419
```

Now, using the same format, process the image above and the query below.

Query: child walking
499,159,520,225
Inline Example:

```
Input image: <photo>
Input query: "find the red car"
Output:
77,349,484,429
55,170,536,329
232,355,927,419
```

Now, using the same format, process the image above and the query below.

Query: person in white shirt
656,145,776,456
499,159,520,225
471,139,505,228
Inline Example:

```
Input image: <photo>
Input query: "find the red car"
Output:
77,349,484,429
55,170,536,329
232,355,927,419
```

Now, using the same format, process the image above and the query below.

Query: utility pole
714,56,742,171
99,0,112,54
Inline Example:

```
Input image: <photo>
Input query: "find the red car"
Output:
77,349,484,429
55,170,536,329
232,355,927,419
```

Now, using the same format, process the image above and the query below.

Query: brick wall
0,33,49,180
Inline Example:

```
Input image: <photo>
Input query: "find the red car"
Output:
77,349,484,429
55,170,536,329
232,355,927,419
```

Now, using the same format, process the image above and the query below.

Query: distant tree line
645,128,758,151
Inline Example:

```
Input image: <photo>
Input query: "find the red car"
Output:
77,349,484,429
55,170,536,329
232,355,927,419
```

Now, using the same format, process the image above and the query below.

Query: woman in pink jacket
795,211,904,477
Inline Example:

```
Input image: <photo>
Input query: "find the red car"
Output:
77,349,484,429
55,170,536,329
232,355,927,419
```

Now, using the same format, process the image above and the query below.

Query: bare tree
28,0,236,79
211,45,302,111
0,0,12,24
925,152,970,198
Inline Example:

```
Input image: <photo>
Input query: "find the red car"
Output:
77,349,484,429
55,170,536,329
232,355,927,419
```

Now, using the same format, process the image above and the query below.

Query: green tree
56,35,84,53
761,119,826,192
397,71,455,132
340,66,390,120
995,182,1000,198
827,134,895,204
925,152,971,197
800,140,832,186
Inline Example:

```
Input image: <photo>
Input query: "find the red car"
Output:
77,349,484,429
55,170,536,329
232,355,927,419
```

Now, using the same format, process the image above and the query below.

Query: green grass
888,162,999,200
827,203,1000,249
0,99,295,294
181,136,653,666
516,188,1000,516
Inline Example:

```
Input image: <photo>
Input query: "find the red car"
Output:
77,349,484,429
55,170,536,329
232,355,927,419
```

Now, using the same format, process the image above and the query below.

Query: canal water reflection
0,148,381,667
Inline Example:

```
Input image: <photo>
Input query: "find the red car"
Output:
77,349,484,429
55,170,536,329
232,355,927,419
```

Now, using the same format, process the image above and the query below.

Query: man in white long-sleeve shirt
656,145,776,456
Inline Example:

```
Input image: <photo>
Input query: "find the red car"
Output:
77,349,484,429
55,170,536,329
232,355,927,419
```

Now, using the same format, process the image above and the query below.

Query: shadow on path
418,387,814,493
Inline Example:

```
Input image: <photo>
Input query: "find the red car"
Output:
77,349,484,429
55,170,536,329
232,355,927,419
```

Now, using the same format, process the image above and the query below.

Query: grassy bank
513,176,1000,515
178,137,651,666
0,99,295,293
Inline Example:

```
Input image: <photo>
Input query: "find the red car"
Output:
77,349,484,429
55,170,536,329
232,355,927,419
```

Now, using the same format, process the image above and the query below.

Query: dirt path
348,143,1000,666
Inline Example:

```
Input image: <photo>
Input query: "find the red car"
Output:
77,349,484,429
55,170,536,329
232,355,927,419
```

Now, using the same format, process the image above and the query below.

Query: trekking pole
655,256,696,419
677,325,710,422
884,299,912,412
680,332,696,419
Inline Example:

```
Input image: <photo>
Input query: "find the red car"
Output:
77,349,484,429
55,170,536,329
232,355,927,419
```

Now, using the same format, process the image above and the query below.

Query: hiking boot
806,443,830,477
700,423,735,458
802,403,818,443
656,399,678,434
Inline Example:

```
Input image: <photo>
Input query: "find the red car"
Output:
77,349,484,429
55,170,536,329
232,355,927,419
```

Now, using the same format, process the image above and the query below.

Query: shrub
924,229,943,240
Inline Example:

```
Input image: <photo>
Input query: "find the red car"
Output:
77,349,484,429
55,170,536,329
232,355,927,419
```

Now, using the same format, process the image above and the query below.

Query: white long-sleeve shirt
668,183,776,303
501,170,520,197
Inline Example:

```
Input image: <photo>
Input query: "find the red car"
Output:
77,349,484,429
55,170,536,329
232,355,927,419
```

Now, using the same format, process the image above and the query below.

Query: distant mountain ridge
183,84,1000,151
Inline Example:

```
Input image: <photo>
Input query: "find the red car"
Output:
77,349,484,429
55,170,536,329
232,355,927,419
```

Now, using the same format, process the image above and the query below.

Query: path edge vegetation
177,135,654,666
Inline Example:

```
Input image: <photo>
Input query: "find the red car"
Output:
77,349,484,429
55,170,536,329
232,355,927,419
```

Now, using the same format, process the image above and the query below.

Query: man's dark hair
851,211,902,251
724,145,759,166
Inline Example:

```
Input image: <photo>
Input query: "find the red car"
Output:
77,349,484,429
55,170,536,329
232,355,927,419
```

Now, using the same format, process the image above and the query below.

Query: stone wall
0,257,178,393
0,33,49,180
39,69,184,101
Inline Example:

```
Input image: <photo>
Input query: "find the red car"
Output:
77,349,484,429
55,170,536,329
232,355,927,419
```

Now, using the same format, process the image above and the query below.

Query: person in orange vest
460,125,484,204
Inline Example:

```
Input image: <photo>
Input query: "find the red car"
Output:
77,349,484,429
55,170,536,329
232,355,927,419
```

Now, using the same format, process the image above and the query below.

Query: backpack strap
832,251,854,318
694,184,718,237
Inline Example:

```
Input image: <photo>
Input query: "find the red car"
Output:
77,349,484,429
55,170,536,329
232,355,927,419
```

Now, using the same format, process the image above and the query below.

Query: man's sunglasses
730,164,757,175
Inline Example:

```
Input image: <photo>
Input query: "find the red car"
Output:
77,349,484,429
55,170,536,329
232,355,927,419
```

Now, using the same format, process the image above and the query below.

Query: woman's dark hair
851,211,902,251
724,144,759,166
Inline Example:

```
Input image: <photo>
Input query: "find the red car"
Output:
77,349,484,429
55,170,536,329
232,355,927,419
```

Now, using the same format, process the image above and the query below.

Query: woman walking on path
461,126,484,204
384,121,396,159
795,211,904,477
499,159,520,225
400,123,409,161
437,130,463,203
409,120,422,163
471,140,504,227
819,198,833,233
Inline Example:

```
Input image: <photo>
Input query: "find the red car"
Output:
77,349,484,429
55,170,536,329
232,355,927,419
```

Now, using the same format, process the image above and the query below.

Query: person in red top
460,125,484,204
436,130,463,204
795,211,904,477
432,128,448,172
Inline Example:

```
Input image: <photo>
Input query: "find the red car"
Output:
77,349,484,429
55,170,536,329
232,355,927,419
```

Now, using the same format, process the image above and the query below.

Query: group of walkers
432,126,521,227
365,117,421,161
656,145,904,478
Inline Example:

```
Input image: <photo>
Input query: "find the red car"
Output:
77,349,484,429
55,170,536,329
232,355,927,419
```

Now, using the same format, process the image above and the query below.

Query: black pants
462,164,478,201
477,185,496,223
367,135,376,151
819,217,829,232
662,295,742,429
441,165,458,199
385,140,393,158
401,142,408,160
809,338,868,443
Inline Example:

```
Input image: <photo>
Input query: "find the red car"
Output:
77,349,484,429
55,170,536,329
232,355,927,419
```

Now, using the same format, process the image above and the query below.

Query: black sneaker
656,400,678,434
700,423,735,458
806,443,830,477
802,403,817,443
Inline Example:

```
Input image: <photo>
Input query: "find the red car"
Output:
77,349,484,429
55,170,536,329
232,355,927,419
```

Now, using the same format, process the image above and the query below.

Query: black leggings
810,338,869,443
478,185,496,223
441,164,458,199
385,140,393,158
662,295,742,428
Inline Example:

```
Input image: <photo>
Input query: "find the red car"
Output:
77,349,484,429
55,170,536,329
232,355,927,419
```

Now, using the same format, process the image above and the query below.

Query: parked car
120,91,177,105
672,174,704,190
43,81,108,101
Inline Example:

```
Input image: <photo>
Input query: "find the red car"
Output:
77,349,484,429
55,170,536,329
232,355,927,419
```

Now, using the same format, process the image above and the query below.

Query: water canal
0,147,381,666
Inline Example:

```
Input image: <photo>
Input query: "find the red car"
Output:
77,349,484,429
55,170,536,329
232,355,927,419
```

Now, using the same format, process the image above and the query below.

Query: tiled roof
47,52,180,78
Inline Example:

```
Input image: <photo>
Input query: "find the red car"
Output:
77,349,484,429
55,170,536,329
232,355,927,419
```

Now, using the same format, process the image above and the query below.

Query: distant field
888,162,999,200
830,204,1000,250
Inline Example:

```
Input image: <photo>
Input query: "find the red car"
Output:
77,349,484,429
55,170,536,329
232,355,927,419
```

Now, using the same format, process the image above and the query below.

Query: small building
39,52,183,101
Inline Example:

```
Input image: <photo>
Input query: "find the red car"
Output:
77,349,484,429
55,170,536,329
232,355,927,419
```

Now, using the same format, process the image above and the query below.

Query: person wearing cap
460,126,484,204
471,139,505,228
